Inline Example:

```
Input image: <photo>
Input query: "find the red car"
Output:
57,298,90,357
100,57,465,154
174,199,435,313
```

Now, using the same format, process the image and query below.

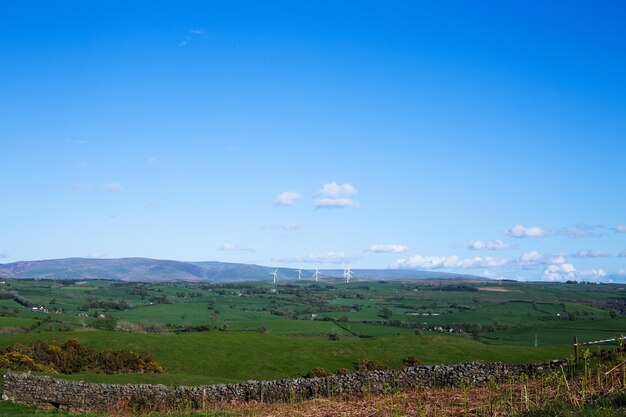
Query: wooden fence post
574,335,579,364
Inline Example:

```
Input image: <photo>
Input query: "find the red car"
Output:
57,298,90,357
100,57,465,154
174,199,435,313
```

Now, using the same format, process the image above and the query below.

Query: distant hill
0,257,482,282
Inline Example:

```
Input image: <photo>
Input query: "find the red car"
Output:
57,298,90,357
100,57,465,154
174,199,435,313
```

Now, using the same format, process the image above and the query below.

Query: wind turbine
297,268,302,280
343,267,353,283
313,267,321,282
271,269,278,284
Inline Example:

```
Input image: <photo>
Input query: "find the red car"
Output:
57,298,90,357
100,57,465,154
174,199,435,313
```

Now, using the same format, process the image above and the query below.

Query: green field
0,278,625,385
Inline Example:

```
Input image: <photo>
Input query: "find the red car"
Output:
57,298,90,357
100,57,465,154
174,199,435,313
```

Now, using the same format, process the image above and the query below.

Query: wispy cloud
503,224,547,238
465,240,512,250
102,182,122,191
616,225,626,233
273,191,300,206
314,182,359,209
619,249,626,258
79,182,123,191
572,249,611,258
275,252,359,264
365,244,409,254
0,253,9,259
392,255,508,270
558,224,603,238
314,197,359,208
86,253,106,259
218,243,253,252
179,28,206,47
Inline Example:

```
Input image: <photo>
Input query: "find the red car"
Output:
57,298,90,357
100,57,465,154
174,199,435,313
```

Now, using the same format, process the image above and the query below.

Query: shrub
0,351,58,374
402,356,420,366
0,339,163,375
305,367,332,378
353,358,385,371
327,332,340,341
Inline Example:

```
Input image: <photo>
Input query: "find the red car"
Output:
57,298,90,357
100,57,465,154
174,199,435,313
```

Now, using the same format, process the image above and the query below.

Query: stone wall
1,360,565,413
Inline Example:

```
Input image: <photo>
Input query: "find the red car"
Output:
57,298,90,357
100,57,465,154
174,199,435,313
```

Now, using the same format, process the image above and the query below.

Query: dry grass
105,357,626,417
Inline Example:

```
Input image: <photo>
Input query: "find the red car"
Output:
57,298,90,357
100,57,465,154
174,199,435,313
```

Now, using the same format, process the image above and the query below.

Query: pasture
0,278,625,385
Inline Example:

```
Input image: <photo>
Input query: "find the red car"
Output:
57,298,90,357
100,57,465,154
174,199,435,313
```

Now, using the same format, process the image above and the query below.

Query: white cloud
317,182,358,198
578,269,607,280
572,249,611,258
273,191,300,206
365,244,410,254
545,253,567,265
482,269,498,278
518,251,567,266
558,224,603,238
313,182,359,208
616,225,626,233
503,224,547,238
543,263,577,281
542,263,608,282
218,243,253,252
619,249,626,258
466,240,512,251
519,251,544,264
313,197,359,209
392,255,508,270
275,252,359,264
189,28,206,35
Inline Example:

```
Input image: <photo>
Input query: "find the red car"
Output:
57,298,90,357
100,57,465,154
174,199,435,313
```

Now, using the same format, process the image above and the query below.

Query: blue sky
1,1,625,281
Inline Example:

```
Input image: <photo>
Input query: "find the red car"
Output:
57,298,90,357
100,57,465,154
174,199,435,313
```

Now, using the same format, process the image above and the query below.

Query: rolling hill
0,257,483,282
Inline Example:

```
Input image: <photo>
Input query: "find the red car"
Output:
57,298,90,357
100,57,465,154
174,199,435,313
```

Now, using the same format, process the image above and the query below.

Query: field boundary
573,335,626,363
1,360,565,413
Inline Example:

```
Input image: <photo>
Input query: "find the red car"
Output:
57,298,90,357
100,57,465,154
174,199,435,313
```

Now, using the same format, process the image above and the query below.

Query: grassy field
0,278,625,386
0,330,569,385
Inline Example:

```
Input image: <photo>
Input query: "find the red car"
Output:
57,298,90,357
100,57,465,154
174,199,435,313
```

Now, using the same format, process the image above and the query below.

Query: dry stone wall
2,360,566,413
